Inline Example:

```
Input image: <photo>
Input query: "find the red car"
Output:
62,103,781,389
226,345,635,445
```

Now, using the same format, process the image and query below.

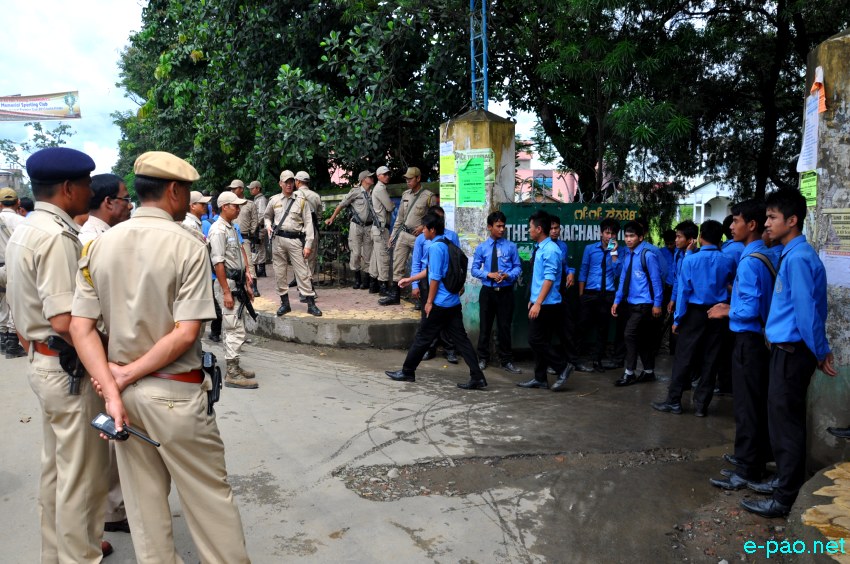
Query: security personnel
370,165,395,294
209,191,260,389
7,147,110,563
264,170,321,316
294,171,323,284
325,170,376,289
230,179,259,295
69,151,251,563
249,180,269,277
182,190,212,236
0,187,27,357
740,188,836,519
380,166,435,305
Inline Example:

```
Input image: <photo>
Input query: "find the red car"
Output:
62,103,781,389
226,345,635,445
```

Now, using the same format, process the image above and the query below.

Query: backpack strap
747,252,777,281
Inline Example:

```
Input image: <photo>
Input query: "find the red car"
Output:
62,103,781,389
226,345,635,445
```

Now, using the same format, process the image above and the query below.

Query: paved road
0,338,765,563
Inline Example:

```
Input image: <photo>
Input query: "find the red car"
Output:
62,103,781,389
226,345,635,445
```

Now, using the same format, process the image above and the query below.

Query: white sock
625,369,634,375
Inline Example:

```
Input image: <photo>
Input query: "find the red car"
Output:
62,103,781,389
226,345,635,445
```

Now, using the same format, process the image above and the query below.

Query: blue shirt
427,235,461,307
411,229,459,278
552,239,576,278
529,237,562,305
722,240,745,264
674,244,735,324
765,236,830,360
471,237,522,287
578,241,622,292
614,242,663,307
659,246,675,283
729,240,780,334
646,244,669,283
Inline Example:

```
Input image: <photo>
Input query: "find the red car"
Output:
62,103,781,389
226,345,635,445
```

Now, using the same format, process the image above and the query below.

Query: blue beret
26,147,96,183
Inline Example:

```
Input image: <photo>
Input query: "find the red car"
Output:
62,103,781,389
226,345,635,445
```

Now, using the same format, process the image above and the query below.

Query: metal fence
314,230,352,287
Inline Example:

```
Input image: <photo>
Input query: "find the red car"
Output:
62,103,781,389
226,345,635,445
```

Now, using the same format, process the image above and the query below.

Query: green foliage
0,122,75,169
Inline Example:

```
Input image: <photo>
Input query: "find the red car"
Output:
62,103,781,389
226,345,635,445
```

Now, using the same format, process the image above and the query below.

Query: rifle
202,351,222,415
47,336,84,395
228,268,258,321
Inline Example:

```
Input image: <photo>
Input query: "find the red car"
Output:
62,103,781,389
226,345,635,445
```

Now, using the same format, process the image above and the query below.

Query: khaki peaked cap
134,151,200,182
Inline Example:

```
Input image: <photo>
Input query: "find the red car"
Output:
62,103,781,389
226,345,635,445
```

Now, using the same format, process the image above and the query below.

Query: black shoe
694,406,707,417
574,362,595,373
386,369,415,382
614,373,637,387
501,362,522,374
458,378,488,390
412,298,422,311
277,295,292,316
0,333,7,354
710,472,751,491
362,273,372,290
289,279,298,287
723,453,744,467
478,359,487,371
352,271,362,290
209,333,221,342
104,518,131,533
306,296,322,317
444,350,458,364
379,282,389,296
651,401,683,414
378,289,400,306
740,498,790,518
369,278,381,294
5,340,26,358
252,279,260,297
299,293,308,303
517,378,549,389
551,364,574,392
601,359,623,370
593,361,604,372
827,426,850,439
747,476,780,495
422,350,436,361
635,371,656,383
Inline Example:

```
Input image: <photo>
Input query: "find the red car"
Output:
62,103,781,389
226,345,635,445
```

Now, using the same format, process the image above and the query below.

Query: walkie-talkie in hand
91,413,161,447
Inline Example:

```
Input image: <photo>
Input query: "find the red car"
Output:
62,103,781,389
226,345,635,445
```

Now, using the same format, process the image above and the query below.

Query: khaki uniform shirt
0,206,26,262
263,192,315,247
72,207,215,374
78,215,110,246
236,200,257,239
253,194,268,222
7,201,82,342
298,187,323,217
371,181,394,229
392,187,435,235
181,214,204,237
339,186,372,224
207,217,244,271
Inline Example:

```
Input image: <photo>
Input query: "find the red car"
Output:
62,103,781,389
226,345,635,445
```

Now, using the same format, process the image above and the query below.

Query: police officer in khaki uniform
182,190,212,236
294,171,323,284
325,170,376,290
229,179,260,296
380,166,435,305
69,151,251,564
209,191,259,389
0,187,27,357
249,180,269,277
370,166,396,295
264,170,322,316
7,147,110,563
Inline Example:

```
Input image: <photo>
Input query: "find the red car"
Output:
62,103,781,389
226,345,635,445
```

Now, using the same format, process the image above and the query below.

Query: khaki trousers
0,291,12,332
116,377,249,564
240,242,255,278
392,230,417,280
308,227,319,281
104,442,126,522
252,231,268,265
370,226,391,281
348,222,373,272
28,352,109,564
214,280,246,361
272,236,315,297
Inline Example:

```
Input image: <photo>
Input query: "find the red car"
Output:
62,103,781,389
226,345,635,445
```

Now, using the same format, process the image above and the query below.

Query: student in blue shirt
402,206,460,362
665,220,698,356
386,211,487,390
739,189,836,519
704,200,778,491
518,210,573,391
578,217,622,371
722,215,745,264
611,221,663,387
471,211,523,374
652,220,735,415
548,216,584,372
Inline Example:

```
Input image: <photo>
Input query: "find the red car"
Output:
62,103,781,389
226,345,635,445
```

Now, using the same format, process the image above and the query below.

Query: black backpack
438,239,469,294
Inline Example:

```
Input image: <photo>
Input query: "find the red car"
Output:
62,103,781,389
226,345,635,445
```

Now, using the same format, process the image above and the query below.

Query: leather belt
150,370,204,384
484,285,511,292
277,231,304,239
772,342,797,354
31,341,59,357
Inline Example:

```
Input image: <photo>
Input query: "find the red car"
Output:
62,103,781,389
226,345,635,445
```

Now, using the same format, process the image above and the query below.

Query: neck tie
600,247,609,293
622,249,635,301
490,240,499,285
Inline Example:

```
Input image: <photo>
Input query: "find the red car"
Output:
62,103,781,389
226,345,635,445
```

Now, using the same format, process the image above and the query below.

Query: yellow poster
0,91,81,121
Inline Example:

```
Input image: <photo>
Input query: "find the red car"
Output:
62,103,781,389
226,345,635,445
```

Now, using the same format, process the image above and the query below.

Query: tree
0,121,75,169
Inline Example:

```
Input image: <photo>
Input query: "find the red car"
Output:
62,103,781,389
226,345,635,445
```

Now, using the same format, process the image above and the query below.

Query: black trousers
477,285,514,363
714,327,735,393
732,331,772,480
652,284,673,356
528,303,568,381
579,291,614,362
666,305,726,408
419,280,455,353
210,280,223,336
768,342,817,506
402,304,483,379
622,303,657,372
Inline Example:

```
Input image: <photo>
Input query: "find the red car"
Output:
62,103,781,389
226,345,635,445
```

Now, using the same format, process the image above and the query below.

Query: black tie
622,250,635,301
600,248,609,293
490,240,499,285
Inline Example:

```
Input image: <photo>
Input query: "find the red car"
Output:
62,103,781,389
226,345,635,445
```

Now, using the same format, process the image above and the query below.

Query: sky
1,0,145,174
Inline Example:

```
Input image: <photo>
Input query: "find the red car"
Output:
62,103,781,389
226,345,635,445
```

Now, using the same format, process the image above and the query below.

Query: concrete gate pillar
803,30,850,471
439,110,516,339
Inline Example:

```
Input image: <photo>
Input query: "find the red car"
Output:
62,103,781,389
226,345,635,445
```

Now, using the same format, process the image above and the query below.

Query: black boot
0,332,7,354
5,332,26,358
361,272,372,290
252,278,260,297
378,285,400,306
379,282,389,296
288,279,297,288
306,296,322,316
352,270,362,290
369,278,381,293
277,295,292,316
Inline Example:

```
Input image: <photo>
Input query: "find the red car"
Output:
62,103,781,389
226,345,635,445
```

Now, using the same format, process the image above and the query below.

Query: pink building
515,147,578,203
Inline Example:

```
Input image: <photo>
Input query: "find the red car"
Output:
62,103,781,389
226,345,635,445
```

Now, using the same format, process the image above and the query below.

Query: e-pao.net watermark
744,538,846,558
